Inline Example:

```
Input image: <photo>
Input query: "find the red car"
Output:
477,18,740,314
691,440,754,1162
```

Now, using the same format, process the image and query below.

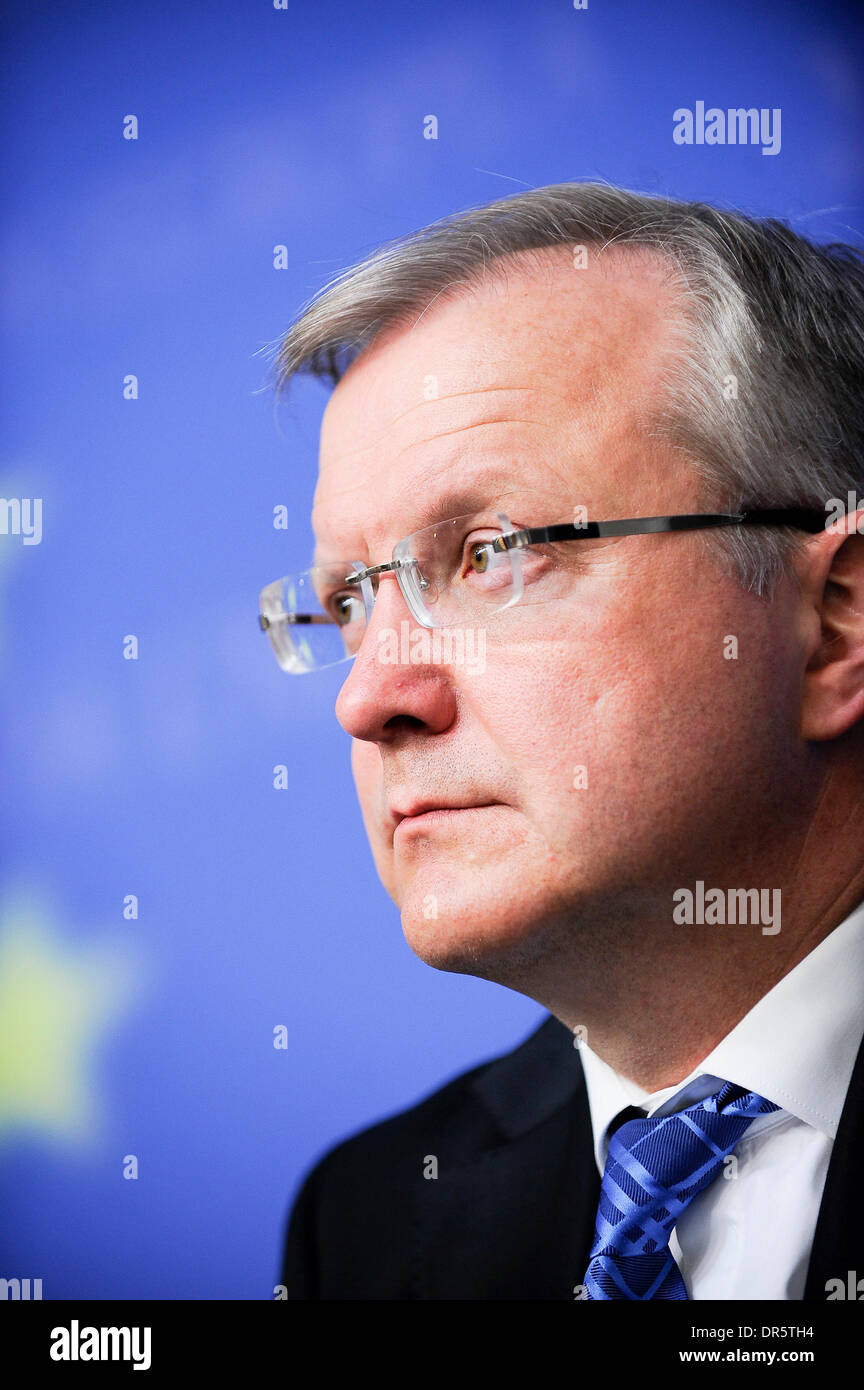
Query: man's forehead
312,454,535,558
320,246,677,429
313,384,560,559
311,247,684,555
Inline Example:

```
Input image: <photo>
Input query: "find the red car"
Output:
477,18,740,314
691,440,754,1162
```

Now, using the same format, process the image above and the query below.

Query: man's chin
398,889,576,985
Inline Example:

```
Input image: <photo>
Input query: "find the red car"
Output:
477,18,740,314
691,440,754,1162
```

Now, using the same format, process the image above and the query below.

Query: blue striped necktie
583,1081,780,1300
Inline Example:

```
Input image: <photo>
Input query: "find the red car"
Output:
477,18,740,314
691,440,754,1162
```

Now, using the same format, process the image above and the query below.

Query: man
260,182,864,1300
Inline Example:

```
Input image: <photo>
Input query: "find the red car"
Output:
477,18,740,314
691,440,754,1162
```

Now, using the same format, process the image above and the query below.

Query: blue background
1,0,861,1299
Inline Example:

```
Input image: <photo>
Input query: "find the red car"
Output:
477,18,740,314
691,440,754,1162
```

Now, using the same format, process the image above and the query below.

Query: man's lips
390,801,502,834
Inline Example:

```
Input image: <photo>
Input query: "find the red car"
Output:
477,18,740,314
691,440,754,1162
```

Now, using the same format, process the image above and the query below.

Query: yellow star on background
0,889,144,1148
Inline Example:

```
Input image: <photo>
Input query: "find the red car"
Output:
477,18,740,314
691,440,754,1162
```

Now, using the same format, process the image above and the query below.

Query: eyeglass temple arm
259,613,337,631
259,509,829,630
493,508,828,551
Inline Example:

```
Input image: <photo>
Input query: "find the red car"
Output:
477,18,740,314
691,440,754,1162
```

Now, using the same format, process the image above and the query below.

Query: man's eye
329,591,363,625
467,540,493,573
464,536,504,575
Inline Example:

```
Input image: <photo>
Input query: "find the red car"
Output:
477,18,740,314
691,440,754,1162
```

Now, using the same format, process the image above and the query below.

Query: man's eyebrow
411,475,520,529
314,470,520,564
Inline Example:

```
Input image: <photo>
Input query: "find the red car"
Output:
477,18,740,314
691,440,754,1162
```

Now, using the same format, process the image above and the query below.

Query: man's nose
334,570,458,743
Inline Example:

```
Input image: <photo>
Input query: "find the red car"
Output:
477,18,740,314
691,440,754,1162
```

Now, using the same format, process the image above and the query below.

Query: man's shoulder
281,1012,594,1298
307,1011,580,1180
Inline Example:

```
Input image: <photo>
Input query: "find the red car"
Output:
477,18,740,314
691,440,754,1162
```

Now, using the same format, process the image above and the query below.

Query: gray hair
267,181,864,595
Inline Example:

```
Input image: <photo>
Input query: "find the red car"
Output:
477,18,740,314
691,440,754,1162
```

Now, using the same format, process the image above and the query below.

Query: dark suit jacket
281,1013,864,1300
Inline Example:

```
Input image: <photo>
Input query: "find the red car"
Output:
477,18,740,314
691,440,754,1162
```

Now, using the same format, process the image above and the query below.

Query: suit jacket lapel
414,1016,600,1299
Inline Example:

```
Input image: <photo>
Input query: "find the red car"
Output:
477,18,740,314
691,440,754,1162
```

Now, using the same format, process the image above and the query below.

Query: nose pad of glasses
359,572,378,615
415,569,438,604
392,556,436,627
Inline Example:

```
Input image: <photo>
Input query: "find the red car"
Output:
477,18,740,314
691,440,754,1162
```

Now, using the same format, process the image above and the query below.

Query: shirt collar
579,897,864,1175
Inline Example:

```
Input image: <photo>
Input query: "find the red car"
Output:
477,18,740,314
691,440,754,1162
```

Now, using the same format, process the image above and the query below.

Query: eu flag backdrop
1,0,862,1299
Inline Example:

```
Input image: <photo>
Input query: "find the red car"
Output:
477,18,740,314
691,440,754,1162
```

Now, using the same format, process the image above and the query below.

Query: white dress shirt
578,899,864,1299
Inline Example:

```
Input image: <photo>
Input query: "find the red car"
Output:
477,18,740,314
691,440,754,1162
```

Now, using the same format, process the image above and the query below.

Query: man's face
311,248,805,987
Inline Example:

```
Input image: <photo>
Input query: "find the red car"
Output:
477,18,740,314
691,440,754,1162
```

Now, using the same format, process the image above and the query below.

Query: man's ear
800,511,864,741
